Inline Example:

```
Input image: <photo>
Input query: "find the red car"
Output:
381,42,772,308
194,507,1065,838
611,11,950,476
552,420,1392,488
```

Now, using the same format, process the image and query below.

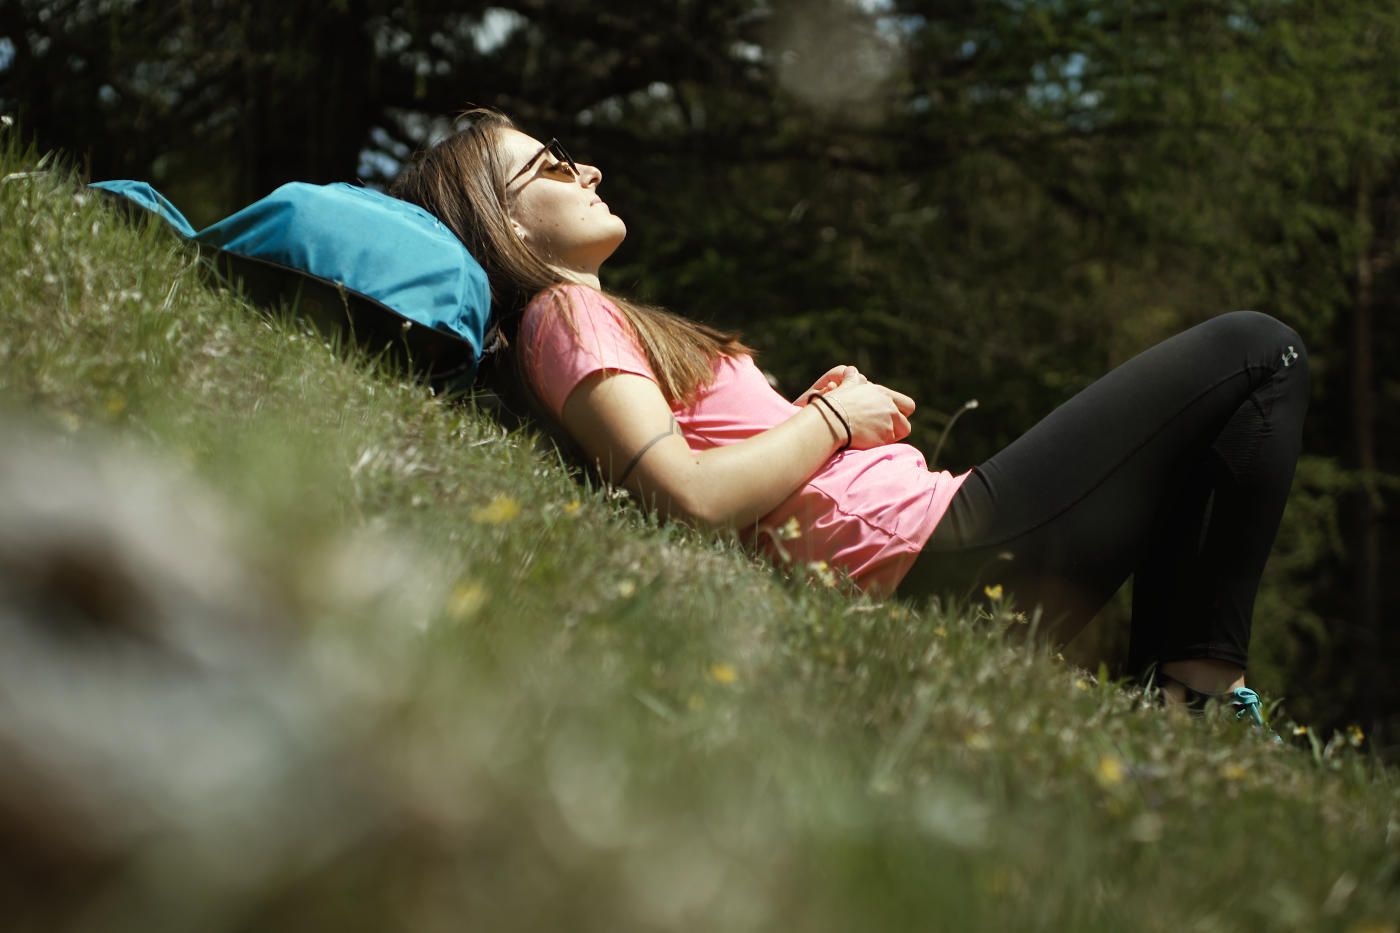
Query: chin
597,224,627,261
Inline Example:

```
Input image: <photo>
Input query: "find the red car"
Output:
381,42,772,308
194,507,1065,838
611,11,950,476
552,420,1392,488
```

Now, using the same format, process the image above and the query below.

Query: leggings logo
1281,345,1299,367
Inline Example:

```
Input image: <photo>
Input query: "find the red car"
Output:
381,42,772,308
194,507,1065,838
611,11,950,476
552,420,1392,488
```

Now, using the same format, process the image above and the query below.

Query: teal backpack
91,180,492,389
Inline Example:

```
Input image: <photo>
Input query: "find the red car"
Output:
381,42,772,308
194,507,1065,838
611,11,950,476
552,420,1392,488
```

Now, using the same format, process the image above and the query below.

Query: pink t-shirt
519,285,970,594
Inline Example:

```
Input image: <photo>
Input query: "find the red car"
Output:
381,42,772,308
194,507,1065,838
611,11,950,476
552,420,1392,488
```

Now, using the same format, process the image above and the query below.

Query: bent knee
1212,309,1307,367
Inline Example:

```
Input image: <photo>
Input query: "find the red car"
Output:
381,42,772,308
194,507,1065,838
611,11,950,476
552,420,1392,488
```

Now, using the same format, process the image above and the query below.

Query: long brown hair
389,107,750,407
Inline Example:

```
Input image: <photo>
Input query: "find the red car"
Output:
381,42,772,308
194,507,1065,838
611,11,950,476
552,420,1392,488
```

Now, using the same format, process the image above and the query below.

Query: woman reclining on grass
390,109,1309,725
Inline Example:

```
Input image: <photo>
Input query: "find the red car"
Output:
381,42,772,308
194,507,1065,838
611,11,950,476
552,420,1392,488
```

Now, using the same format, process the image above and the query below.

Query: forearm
560,370,860,530
677,404,843,528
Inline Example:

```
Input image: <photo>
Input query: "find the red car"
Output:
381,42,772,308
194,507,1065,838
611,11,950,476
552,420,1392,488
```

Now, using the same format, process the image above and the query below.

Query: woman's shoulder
521,282,649,363
522,284,637,349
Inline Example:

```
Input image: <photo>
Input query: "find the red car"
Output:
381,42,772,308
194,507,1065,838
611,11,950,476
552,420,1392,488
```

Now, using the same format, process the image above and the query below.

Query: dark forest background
3,0,1396,741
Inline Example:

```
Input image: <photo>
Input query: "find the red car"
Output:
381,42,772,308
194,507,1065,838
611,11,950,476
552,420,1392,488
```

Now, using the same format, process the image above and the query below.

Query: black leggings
899,310,1309,675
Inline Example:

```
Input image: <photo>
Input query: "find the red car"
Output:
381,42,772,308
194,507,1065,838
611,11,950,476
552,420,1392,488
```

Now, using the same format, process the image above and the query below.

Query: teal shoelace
1225,687,1266,726
1225,686,1284,743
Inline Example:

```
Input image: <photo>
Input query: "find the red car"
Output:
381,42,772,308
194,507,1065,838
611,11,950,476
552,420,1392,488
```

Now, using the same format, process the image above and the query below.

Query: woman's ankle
1159,658,1246,700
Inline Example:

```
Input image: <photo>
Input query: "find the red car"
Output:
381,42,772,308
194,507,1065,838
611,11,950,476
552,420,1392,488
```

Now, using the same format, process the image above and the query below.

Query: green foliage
3,124,1398,933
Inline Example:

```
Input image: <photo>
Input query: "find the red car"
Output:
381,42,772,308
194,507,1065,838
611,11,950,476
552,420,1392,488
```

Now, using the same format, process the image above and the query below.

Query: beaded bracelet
807,392,852,452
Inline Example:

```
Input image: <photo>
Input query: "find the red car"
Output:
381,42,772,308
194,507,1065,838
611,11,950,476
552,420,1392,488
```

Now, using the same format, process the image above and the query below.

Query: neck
560,268,599,287
557,267,601,289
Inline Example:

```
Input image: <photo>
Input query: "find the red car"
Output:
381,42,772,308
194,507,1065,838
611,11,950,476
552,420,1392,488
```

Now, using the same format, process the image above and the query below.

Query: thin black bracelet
807,392,851,452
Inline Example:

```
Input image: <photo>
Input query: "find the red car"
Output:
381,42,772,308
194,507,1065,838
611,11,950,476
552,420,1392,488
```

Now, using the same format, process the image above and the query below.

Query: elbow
668,486,731,530
632,460,737,529
624,481,717,528
673,495,725,530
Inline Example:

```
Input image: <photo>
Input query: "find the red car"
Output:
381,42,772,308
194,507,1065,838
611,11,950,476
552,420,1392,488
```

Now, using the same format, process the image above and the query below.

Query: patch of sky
473,7,526,54
730,40,763,64
1226,11,1261,34
410,110,458,147
357,115,455,185
0,37,14,72
643,82,689,129
356,151,397,188
357,138,400,188
577,96,627,128
371,125,412,160
372,18,412,57
369,9,518,76
853,0,923,43
1027,52,1091,107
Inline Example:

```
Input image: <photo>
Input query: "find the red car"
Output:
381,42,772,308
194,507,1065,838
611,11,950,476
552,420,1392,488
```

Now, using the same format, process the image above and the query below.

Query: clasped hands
793,364,916,449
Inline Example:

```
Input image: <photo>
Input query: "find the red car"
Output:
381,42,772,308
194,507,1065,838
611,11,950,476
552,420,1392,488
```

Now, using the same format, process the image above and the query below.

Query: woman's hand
821,375,916,449
793,364,863,405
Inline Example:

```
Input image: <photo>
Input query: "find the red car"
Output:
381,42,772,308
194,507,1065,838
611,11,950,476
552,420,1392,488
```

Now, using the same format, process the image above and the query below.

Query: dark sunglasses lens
552,140,579,175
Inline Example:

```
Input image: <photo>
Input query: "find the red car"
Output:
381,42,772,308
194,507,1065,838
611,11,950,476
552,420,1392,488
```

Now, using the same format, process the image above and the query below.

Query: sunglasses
506,138,581,188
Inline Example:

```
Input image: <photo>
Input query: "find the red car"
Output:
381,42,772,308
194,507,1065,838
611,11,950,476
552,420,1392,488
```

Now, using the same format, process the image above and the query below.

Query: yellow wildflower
778,516,803,540
105,393,127,416
1220,762,1247,781
933,624,948,638
983,583,1004,601
1347,724,1365,747
1095,755,1125,788
1292,724,1309,737
708,662,738,685
472,494,521,524
562,499,582,515
615,579,637,599
965,731,992,750
808,560,838,588
446,580,486,620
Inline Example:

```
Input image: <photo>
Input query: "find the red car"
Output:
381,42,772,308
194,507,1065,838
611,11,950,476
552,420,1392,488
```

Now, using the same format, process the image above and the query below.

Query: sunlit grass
2,136,1396,932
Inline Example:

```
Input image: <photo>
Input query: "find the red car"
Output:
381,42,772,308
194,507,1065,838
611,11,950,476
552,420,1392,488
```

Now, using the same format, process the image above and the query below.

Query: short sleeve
519,285,658,417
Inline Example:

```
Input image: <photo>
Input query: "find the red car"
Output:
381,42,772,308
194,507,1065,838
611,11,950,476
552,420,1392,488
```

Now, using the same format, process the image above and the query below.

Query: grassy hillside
1,137,1396,932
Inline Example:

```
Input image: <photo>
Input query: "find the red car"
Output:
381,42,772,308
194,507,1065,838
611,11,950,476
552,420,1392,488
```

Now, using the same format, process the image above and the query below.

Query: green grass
2,137,1397,932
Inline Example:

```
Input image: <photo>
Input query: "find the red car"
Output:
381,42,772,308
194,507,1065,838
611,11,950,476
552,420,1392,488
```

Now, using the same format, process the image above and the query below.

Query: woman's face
498,128,626,278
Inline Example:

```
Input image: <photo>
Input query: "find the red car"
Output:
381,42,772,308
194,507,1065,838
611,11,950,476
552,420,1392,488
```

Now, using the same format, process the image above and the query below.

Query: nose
578,162,602,188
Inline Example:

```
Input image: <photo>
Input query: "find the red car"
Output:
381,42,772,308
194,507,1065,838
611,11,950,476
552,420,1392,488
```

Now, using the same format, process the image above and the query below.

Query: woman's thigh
900,310,1307,636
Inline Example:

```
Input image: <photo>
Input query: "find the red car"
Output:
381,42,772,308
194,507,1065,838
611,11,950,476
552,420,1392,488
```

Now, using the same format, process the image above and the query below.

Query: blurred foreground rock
0,419,747,933
0,421,425,932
